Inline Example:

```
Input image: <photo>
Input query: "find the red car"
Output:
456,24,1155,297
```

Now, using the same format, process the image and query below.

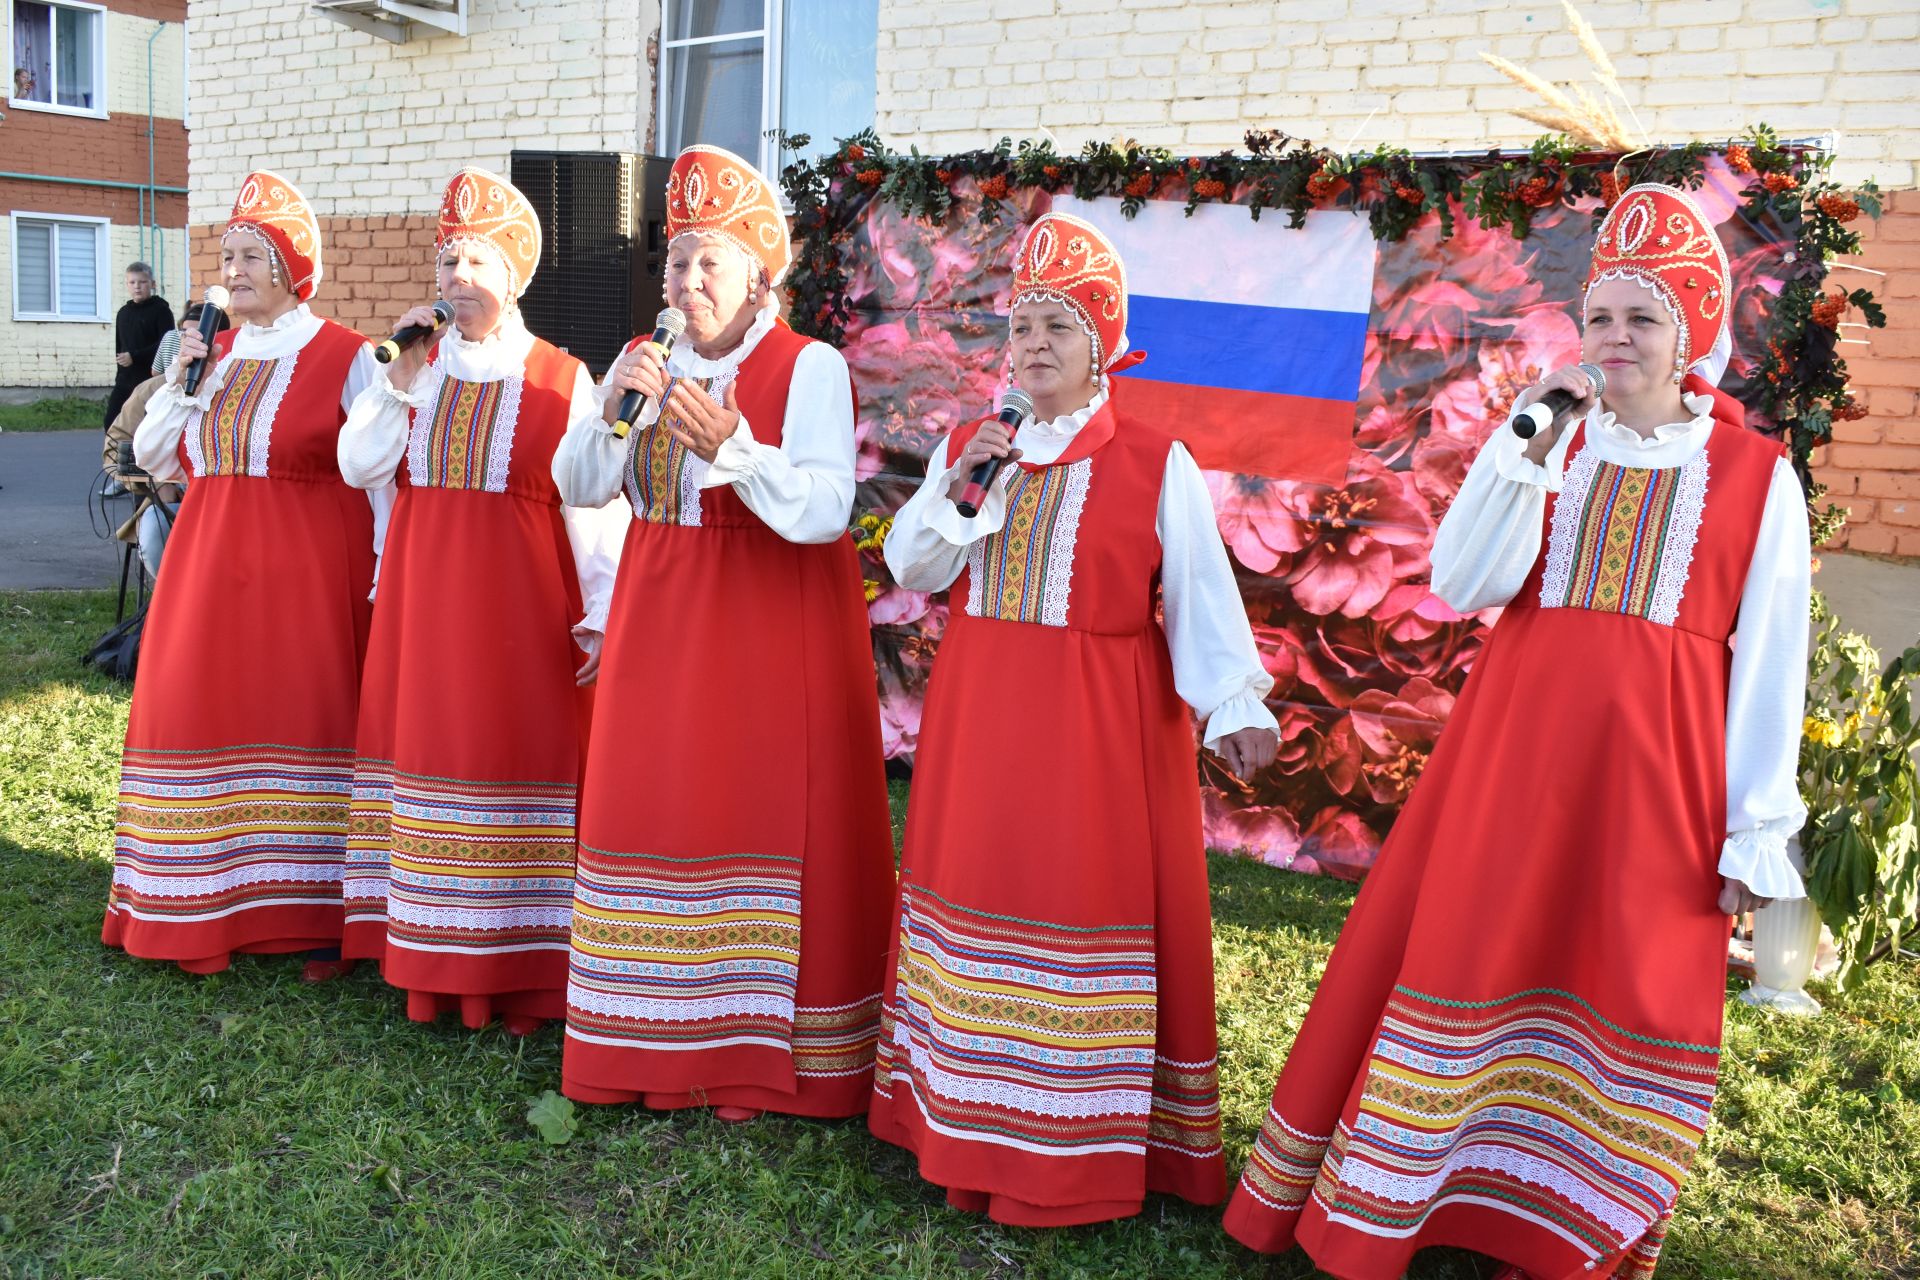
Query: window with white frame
12,213,109,321
658,0,878,178
9,0,106,115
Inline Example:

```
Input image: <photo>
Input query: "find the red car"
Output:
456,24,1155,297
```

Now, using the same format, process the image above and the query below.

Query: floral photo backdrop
791,135,1878,878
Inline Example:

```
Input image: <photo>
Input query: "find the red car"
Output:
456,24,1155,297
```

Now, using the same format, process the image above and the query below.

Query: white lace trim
181,348,299,478
486,374,523,494
1538,443,1599,610
890,1015,1154,1120
110,862,344,897
387,902,574,930
964,538,987,618
1041,457,1092,627
247,350,297,476
402,362,523,494
961,455,1093,628
1645,447,1708,627
1333,1137,1651,1245
620,390,708,526
403,361,449,486
1538,442,1706,628
564,987,795,1024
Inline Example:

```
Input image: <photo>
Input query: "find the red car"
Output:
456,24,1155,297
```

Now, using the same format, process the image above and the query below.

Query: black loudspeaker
510,150,672,375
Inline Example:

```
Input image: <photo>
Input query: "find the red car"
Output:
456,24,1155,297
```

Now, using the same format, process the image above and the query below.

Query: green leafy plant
1799,592,1920,989
525,1089,578,1145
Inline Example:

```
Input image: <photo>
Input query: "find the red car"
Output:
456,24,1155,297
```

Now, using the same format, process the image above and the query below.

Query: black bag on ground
84,609,146,681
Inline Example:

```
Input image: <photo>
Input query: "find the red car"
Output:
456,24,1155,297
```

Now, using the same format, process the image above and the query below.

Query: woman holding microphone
335,167,624,1035
869,211,1280,1226
105,170,387,979
550,145,895,1121
1223,184,1812,1280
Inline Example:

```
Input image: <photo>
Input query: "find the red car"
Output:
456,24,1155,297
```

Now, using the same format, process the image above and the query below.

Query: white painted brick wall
185,0,654,224
876,0,1920,188
105,12,187,119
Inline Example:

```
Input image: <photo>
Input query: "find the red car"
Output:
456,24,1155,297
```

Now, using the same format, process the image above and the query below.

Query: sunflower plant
1798,591,1920,988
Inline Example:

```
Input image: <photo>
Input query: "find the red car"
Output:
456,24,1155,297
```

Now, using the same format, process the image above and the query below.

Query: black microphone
1513,362,1607,439
374,299,455,364
954,388,1036,518
181,285,230,397
611,308,690,439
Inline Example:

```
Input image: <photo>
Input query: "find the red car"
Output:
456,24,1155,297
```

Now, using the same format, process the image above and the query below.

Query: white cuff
1718,820,1808,901
702,416,759,488
577,600,610,635
377,370,431,411
922,456,1012,547
573,621,604,658
1489,422,1565,491
1201,691,1279,753
159,359,219,413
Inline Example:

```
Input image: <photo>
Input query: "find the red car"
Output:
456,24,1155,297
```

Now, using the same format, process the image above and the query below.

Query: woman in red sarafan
1224,184,1812,1280
869,211,1282,1226
333,167,626,1036
105,170,390,979
549,145,896,1120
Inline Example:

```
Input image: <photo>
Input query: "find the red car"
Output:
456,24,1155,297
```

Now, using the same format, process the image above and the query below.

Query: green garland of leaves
779,125,1884,532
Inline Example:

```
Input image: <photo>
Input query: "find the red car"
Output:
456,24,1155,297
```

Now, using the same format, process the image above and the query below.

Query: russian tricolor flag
1051,196,1376,486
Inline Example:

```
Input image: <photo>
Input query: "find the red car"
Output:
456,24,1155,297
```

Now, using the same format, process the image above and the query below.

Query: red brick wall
1812,188,1920,559
0,111,189,224
189,215,440,339
105,0,188,19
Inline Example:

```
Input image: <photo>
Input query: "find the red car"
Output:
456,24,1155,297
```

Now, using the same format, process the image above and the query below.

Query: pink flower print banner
842,159,1791,877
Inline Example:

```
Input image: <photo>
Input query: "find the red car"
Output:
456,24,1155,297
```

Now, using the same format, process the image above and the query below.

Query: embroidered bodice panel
185,354,298,478
622,376,713,526
964,458,1094,628
1539,443,1709,627
404,362,523,493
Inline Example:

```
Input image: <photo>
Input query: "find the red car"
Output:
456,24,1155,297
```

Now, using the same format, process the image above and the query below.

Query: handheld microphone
611,308,690,440
1513,362,1607,439
181,285,231,397
954,388,1036,518
374,300,455,364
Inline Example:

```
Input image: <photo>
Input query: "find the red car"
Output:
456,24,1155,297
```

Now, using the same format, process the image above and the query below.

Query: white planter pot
1740,896,1824,1016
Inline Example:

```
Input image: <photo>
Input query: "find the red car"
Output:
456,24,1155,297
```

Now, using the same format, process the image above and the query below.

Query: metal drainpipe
148,23,165,287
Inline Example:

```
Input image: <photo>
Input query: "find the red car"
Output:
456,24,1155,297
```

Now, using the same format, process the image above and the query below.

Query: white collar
1011,388,1108,465
1024,388,1108,437
439,312,536,380
1585,391,1715,467
239,301,311,339
228,302,323,360
669,302,778,381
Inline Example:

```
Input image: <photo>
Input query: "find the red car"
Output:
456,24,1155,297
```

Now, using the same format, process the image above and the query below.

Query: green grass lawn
3,588,1916,1280
0,397,107,433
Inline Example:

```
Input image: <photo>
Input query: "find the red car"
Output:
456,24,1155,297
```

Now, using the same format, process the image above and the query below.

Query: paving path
0,429,125,591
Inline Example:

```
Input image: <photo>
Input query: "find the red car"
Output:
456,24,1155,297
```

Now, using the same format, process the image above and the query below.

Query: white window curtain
8,1,100,110
14,217,105,319
659,0,877,176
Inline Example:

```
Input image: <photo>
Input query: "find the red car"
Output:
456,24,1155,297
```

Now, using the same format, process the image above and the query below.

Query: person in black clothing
105,262,173,431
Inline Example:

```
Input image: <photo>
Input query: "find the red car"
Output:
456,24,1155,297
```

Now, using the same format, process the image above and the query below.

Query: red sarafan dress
869,402,1228,1226
105,317,376,971
341,337,596,1027
560,319,896,1117
1224,418,1784,1279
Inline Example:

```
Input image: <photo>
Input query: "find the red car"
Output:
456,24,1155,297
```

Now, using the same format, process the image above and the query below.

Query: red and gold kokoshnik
1585,182,1730,371
1010,211,1135,373
665,145,793,285
435,166,542,300
228,169,324,301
